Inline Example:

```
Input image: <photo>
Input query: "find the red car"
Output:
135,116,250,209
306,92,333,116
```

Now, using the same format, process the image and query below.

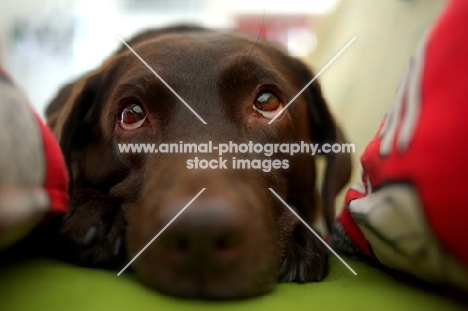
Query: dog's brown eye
120,102,147,130
252,91,282,119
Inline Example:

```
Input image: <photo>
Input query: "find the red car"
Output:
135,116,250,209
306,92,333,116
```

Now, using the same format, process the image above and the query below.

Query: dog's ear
50,72,102,168
298,65,352,232
47,62,128,193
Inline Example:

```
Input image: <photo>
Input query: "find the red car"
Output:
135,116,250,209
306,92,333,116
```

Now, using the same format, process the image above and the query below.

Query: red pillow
0,67,68,249
332,0,468,292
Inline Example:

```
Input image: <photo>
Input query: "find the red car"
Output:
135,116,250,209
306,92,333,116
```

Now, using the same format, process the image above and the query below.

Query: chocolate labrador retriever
45,26,351,299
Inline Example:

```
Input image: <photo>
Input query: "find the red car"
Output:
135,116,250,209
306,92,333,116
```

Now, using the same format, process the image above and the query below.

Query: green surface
0,256,465,311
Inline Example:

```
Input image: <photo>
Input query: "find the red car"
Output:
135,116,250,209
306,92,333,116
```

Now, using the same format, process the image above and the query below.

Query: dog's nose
158,198,246,274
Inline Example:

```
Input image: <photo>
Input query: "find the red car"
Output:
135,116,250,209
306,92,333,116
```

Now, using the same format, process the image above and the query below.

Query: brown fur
45,26,351,299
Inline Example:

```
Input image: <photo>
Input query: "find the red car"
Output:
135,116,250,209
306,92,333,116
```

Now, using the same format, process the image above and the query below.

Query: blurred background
0,0,340,115
0,0,447,207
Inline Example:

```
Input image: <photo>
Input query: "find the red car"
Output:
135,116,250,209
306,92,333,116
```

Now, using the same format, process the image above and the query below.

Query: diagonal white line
118,37,207,125
268,188,357,276
268,37,356,124
117,188,206,276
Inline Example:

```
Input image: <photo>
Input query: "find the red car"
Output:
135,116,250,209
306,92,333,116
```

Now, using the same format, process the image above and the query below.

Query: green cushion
0,256,464,311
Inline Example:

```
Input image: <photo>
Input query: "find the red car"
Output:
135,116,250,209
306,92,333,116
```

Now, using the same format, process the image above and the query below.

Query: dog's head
48,27,351,299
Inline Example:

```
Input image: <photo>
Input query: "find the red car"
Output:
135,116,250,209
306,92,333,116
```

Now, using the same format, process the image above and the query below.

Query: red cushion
333,0,468,290
0,67,68,247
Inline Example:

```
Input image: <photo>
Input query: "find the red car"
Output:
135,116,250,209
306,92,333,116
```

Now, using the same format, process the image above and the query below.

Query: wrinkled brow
113,74,156,101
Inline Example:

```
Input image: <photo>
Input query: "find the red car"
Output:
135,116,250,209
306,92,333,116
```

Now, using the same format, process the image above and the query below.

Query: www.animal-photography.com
0,0,467,310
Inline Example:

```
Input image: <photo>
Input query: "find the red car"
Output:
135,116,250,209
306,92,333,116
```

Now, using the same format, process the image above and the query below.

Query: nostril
175,237,190,254
216,236,230,251
216,233,240,250
157,197,247,267
161,234,191,258
214,233,243,259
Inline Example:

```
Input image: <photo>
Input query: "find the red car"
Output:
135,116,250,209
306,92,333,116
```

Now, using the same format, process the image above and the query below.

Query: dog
45,25,351,299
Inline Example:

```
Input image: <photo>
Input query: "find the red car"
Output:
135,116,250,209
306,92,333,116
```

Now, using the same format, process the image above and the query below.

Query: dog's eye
120,102,147,130
252,91,282,119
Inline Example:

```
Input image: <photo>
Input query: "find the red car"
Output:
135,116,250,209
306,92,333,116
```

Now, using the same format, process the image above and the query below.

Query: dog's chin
131,262,278,300
126,199,280,299
126,220,280,299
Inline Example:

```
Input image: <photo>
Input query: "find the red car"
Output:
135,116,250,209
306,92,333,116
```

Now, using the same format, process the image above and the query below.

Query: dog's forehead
138,31,260,54
124,32,290,74
114,32,299,102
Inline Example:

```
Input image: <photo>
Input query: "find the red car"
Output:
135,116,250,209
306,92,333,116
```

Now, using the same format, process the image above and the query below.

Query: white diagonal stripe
117,188,206,276
268,37,356,124
268,188,357,276
118,37,207,125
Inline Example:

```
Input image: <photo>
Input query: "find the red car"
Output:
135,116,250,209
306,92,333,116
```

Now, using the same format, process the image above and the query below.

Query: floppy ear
46,64,128,193
305,73,352,233
49,72,102,169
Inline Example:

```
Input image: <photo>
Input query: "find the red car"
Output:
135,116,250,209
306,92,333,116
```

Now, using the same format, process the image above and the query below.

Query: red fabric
0,66,68,246
337,0,468,267
416,0,468,266
33,113,69,214
339,188,373,257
